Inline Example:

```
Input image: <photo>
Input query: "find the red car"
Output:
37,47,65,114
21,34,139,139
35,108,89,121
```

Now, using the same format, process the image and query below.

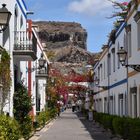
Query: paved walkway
30,109,121,140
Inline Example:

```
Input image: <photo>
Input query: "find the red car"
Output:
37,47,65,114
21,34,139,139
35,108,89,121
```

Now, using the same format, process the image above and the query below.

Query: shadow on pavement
75,112,119,140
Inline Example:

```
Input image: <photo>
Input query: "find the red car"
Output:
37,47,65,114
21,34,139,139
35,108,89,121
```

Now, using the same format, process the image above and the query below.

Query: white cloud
68,0,113,16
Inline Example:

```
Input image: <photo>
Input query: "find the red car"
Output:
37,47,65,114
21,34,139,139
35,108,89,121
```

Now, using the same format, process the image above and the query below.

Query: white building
93,1,140,118
0,0,49,117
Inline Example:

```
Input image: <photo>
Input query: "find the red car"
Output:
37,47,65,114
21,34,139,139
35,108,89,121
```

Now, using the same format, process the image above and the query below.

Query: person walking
57,102,61,116
72,100,76,112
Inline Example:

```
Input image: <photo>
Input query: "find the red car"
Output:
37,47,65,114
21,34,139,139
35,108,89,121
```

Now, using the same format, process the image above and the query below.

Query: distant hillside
34,21,87,49
34,21,101,74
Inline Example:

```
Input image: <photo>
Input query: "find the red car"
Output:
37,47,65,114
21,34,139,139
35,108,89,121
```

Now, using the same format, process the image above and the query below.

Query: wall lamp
27,53,46,72
94,76,100,86
0,4,11,33
117,47,140,72
94,76,108,90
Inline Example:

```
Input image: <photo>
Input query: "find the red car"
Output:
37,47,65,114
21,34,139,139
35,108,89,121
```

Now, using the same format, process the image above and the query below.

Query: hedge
19,116,33,139
35,108,57,129
0,115,21,140
36,111,50,127
93,111,140,140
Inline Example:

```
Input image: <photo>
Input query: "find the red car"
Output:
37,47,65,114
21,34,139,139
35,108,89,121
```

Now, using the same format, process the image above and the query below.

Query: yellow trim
98,89,108,93
138,47,140,51
128,70,139,78
125,8,135,22
99,48,108,61
125,1,140,22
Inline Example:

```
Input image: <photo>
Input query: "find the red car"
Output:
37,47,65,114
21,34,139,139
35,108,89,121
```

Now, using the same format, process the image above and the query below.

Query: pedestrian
57,102,61,116
72,100,76,112
85,97,90,119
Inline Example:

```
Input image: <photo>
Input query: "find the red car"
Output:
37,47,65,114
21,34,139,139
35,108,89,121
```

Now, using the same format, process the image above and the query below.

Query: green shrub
48,108,57,118
102,114,115,131
13,83,33,139
36,111,49,127
128,118,140,140
93,112,140,140
0,115,21,140
13,83,32,121
113,117,124,136
113,117,131,139
20,116,33,139
93,111,102,122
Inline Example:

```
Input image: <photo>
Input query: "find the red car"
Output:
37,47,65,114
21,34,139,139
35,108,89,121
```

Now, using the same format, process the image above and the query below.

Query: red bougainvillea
48,66,93,97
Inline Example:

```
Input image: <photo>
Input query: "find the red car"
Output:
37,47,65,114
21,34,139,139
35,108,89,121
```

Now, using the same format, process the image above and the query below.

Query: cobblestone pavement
30,109,121,140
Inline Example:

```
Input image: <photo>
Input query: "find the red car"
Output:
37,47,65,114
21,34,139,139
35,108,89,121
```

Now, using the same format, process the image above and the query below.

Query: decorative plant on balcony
108,0,128,19
132,0,139,9
109,29,116,44
0,48,11,114
107,0,129,31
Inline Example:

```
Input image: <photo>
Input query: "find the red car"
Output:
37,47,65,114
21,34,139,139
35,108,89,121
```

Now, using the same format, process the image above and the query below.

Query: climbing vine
0,48,11,114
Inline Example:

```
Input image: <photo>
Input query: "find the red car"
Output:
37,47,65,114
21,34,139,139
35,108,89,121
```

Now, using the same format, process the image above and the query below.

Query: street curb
20,118,54,140
34,119,54,132
35,118,53,131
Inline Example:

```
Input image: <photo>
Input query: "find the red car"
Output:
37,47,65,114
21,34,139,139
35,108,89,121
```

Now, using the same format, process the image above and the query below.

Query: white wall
0,0,28,116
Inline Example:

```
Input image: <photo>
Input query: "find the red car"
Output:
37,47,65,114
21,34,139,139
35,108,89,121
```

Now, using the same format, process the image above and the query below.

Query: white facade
33,27,49,114
0,0,29,116
127,4,140,118
0,0,49,117
93,2,140,118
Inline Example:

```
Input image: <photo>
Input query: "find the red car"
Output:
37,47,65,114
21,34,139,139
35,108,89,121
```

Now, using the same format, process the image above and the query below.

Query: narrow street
30,109,120,140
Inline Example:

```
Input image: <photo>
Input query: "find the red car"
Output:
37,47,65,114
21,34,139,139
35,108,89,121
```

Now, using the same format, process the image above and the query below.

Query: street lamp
38,53,46,68
94,76,99,86
0,4,12,33
27,53,46,72
94,76,108,90
117,47,140,72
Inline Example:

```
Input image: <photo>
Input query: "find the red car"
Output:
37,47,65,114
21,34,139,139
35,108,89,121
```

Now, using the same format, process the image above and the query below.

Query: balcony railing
13,31,37,61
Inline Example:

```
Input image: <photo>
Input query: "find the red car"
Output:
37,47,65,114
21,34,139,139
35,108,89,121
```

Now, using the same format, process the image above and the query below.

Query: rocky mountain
34,21,100,74
34,21,87,50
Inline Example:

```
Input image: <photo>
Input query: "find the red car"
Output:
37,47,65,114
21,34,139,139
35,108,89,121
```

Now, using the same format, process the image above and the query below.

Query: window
104,97,108,113
130,87,137,118
108,54,111,75
137,21,140,49
100,64,103,81
14,5,18,32
110,96,113,114
124,34,126,50
128,31,131,57
117,43,120,69
132,94,137,118
99,99,102,112
112,48,115,72
98,67,100,82
113,95,116,115
104,61,105,79
20,16,23,28
126,25,131,57
119,94,123,117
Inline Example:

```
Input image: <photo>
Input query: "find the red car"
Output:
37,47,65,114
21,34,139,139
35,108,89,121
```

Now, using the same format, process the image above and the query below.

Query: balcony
13,31,37,61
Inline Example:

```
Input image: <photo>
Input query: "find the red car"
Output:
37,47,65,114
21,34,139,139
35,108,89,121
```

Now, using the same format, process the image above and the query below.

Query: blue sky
24,0,126,53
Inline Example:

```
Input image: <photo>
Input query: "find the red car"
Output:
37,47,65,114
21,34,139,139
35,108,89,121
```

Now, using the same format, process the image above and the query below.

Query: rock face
34,21,98,74
34,21,87,50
